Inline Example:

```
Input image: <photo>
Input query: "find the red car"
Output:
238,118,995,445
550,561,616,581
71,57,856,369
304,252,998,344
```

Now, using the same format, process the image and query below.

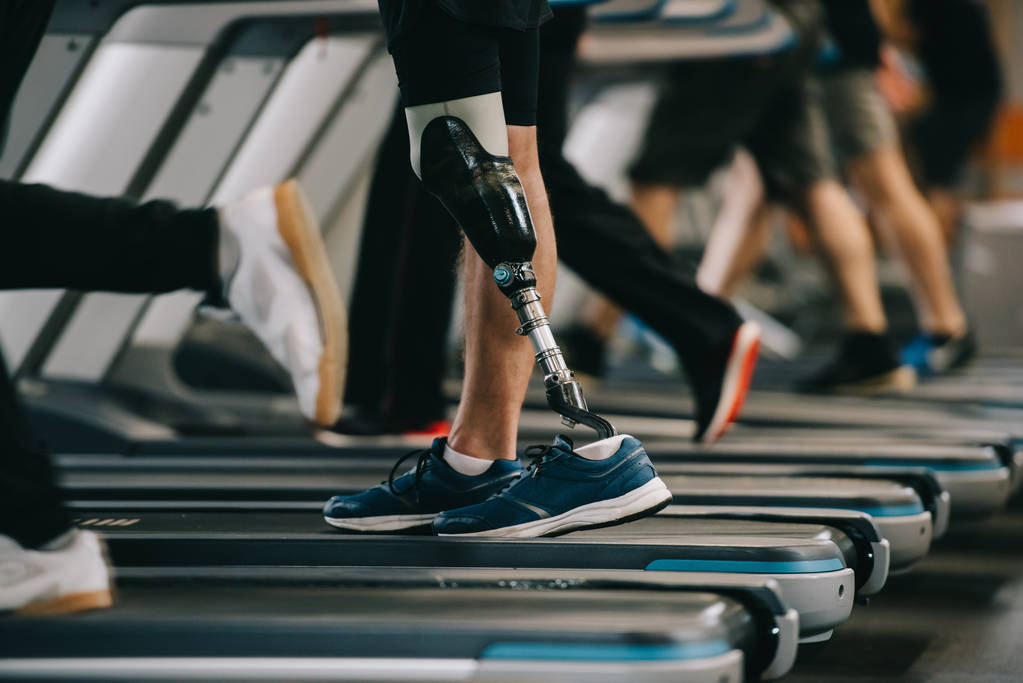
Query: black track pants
0,0,219,547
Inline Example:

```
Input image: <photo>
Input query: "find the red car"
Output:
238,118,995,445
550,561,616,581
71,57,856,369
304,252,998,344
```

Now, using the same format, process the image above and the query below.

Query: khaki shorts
627,0,837,203
819,67,898,165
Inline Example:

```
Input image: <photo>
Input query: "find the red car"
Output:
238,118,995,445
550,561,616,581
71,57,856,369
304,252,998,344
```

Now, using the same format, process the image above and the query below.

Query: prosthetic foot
411,101,614,439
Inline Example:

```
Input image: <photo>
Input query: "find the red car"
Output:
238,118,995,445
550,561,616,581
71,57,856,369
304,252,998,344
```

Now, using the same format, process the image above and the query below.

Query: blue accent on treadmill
482,641,731,661
856,504,926,517
646,558,844,573
864,459,1002,471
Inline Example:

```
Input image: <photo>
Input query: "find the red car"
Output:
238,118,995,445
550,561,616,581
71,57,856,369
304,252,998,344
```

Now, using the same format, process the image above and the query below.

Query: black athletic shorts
910,99,1000,187
379,0,550,126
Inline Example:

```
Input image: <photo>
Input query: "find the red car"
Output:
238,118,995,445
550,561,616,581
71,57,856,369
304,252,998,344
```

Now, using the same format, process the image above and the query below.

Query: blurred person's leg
695,149,769,298
824,68,967,340
750,69,913,393
338,99,459,435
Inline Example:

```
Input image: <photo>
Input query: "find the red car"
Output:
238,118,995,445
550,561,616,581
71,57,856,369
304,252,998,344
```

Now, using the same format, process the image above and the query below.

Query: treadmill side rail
763,608,800,681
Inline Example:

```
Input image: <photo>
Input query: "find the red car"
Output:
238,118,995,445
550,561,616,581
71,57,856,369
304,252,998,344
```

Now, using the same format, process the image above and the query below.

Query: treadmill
1,6,806,683
510,403,1014,517
73,510,856,639
0,568,799,682
61,453,915,577
560,383,1023,451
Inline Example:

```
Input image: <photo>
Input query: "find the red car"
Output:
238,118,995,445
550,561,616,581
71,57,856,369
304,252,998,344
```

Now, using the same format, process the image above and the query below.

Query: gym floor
588,352,1023,681
789,494,1023,682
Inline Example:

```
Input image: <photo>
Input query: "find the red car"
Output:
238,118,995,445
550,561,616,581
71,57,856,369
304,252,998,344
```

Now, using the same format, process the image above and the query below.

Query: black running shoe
799,332,916,395
690,322,761,444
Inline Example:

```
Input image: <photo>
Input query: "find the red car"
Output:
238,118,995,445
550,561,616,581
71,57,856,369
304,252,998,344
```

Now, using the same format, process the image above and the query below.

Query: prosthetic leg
406,95,615,439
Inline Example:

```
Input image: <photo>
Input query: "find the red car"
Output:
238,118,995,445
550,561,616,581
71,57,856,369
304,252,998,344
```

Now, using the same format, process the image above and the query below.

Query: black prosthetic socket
419,116,538,297
419,116,615,439
419,118,535,268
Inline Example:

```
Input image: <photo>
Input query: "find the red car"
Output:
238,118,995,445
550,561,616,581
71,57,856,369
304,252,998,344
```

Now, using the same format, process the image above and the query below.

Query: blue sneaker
434,434,672,538
323,438,521,532
901,331,976,376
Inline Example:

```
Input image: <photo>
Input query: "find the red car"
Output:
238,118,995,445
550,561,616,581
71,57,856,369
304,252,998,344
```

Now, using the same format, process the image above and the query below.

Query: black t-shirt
821,0,881,70
908,0,1001,103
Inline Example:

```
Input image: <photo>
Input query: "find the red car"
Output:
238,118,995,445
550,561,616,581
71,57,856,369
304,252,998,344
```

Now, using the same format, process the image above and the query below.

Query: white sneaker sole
275,180,347,426
324,513,435,532
16,588,114,616
438,477,673,538
834,365,917,396
699,322,761,445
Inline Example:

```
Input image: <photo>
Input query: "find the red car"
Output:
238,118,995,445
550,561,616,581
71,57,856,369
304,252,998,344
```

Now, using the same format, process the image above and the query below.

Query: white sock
574,434,631,461
443,444,494,476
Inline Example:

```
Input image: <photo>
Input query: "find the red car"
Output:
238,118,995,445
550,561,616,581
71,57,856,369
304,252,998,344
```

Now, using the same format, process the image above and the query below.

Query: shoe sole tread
437,477,672,538
275,180,347,426
15,588,113,616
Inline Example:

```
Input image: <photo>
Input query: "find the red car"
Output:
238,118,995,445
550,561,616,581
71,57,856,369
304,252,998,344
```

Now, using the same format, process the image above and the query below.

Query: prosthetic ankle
408,99,615,439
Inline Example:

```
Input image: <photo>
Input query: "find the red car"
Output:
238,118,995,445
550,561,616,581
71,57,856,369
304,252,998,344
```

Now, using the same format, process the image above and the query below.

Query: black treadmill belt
647,441,1002,471
74,511,855,576
77,511,850,572
59,467,924,516
521,383,1021,434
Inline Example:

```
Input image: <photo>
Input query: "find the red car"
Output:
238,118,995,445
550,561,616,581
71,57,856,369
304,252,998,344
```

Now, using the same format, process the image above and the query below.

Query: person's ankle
446,433,516,463
442,443,495,475
927,320,968,341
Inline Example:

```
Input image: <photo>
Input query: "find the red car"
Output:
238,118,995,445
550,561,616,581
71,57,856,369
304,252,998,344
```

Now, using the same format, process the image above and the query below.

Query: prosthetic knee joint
416,113,615,439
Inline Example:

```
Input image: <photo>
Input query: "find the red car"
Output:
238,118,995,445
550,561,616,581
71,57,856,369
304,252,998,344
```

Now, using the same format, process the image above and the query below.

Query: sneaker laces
387,448,433,502
523,444,555,478
517,441,572,482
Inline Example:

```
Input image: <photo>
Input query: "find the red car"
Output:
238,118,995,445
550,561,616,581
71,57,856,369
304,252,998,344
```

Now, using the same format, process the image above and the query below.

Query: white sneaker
219,180,346,426
0,530,113,615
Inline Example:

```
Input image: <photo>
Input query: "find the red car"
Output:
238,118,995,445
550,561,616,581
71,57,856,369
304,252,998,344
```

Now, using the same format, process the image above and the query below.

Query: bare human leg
798,179,887,333
448,125,558,461
847,146,967,336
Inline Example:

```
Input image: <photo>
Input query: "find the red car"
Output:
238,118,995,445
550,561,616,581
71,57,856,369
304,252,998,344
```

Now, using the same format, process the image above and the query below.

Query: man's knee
848,147,912,209
507,125,539,173
418,114,537,292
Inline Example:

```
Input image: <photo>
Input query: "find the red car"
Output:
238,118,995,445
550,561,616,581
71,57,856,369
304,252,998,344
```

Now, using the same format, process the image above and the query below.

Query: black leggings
0,0,220,547
384,1,541,125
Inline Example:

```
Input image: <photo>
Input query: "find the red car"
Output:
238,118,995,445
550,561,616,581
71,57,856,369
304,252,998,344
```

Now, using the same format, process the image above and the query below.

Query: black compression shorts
380,0,544,126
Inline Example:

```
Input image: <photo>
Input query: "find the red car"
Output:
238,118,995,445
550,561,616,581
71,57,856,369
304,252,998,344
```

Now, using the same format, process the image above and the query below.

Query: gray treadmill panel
80,511,847,568
0,585,755,683
648,440,1001,469
581,0,795,62
0,34,95,179
549,384,1022,434
74,510,854,636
